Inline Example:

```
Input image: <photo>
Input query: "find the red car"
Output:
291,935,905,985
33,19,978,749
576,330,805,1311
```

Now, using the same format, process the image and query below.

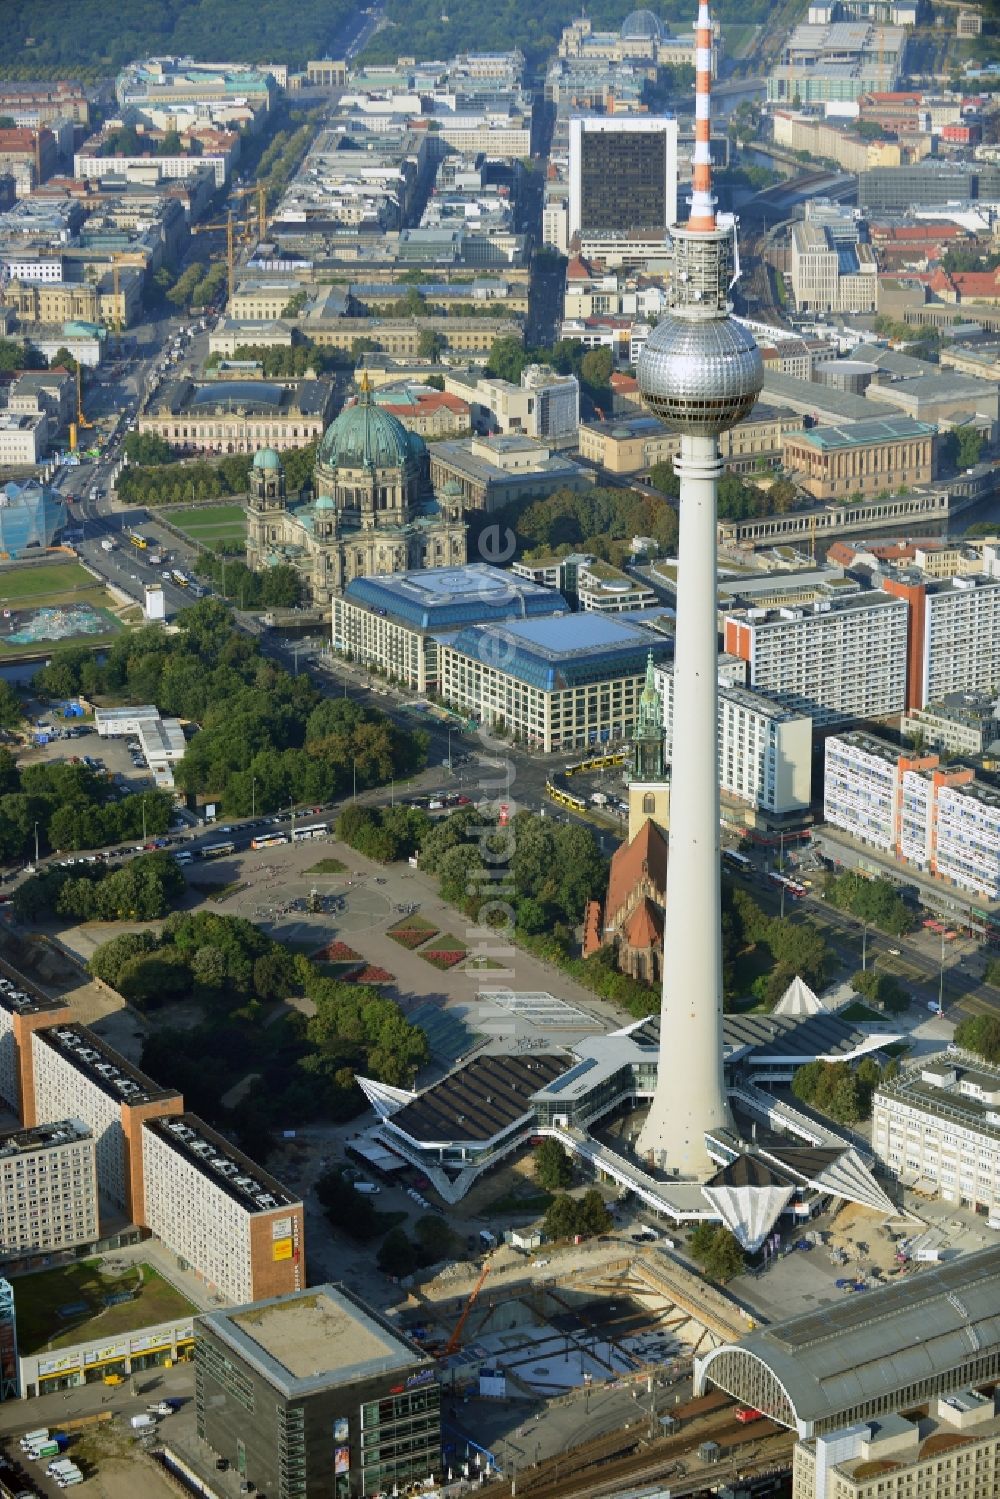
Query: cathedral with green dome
246,378,467,604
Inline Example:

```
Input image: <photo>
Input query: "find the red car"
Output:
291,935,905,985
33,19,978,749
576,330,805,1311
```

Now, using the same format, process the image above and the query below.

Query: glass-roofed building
0,480,67,558
137,376,335,455
331,563,568,692
437,611,671,751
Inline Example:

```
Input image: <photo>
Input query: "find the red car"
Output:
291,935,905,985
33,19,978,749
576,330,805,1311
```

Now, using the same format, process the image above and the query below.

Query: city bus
291,822,330,841
127,529,149,550
200,840,236,859
250,832,288,849
723,849,753,871
172,569,189,588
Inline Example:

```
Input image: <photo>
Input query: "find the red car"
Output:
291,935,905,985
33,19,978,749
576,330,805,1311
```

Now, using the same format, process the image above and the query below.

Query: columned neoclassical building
246,381,467,605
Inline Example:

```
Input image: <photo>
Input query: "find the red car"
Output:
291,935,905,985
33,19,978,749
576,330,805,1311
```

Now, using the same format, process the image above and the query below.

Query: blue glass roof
191,381,283,407
344,563,566,632
438,613,671,692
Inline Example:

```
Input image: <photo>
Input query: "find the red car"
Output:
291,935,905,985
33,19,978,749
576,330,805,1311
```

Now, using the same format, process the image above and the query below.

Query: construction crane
441,1262,491,1359
69,362,94,453
187,212,236,297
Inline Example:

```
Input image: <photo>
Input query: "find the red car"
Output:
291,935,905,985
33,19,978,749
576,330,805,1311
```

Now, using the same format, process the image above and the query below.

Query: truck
148,552,163,567
20,1428,48,1450
30,1441,61,1458
147,1401,175,1416
130,1414,156,1430
101,537,116,552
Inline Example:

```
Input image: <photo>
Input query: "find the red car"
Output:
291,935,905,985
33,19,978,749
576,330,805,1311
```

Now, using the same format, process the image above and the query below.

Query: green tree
486,334,527,385
0,680,23,730
578,1188,612,1236
417,328,445,362
414,1213,456,1265
534,1138,573,1190
954,1013,1000,1065
580,346,613,391
124,432,173,465
378,1225,417,1277
694,1226,745,1283
543,1193,582,1240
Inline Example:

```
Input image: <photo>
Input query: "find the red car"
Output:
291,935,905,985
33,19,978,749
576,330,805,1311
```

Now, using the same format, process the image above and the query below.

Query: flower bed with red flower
388,926,439,949
348,965,395,984
312,939,362,962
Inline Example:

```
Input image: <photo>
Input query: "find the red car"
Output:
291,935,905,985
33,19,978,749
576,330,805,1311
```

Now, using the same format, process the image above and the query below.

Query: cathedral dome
253,447,282,471
317,389,424,472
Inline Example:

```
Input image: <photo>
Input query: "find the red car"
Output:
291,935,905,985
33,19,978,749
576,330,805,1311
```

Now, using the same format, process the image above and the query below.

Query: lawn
170,504,247,545
12,1259,197,1355
0,560,124,659
839,1001,881,1023
306,858,347,875
0,561,97,603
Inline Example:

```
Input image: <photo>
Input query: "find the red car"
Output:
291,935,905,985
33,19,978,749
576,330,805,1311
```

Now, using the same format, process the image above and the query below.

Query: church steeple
631,650,665,781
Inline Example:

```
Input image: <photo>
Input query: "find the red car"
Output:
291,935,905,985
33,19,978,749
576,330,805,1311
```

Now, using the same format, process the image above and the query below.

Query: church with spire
246,374,467,605
626,650,670,843
582,650,669,984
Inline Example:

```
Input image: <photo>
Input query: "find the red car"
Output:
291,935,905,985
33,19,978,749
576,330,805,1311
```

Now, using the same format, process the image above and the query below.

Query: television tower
635,0,763,1177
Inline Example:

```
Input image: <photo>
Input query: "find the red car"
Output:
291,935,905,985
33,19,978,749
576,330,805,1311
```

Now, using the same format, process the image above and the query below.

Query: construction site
396,1243,794,1497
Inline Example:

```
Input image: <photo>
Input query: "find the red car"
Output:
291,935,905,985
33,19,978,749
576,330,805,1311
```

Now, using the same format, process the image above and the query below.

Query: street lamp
447,726,453,770
352,758,357,802
938,927,946,1015
251,777,257,820
862,920,869,972
33,821,39,864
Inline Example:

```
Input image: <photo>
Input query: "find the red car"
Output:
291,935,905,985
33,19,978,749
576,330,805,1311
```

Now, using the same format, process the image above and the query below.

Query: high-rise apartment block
30,1024,183,1222
655,665,813,816
142,1114,305,1305
0,977,70,1124
0,1120,98,1259
883,574,1000,711
568,118,678,240
824,731,1000,900
724,592,909,725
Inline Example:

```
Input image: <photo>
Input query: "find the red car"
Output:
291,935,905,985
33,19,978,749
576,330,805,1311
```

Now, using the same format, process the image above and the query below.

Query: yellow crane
69,363,93,452
188,212,236,297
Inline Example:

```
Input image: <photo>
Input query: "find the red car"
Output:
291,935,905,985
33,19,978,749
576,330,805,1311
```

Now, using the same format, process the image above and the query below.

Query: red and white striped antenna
688,0,716,233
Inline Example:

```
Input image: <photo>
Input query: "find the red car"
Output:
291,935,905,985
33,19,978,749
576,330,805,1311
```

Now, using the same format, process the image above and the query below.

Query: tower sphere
637,313,763,435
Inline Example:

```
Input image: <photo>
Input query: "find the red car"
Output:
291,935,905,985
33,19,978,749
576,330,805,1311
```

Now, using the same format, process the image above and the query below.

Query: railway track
513,1401,791,1499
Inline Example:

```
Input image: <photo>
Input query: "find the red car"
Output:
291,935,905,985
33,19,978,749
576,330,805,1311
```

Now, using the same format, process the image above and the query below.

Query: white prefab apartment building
919,577,1000,708
824,731,1000,901
0,1119,98,1258
142,1113,305,1305
30,1024,181,1222
656,665,813,816
873,1057,1000,1215
724,591,909,724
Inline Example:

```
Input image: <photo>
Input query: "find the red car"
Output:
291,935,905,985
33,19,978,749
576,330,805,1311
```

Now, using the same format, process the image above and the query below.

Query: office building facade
723,592,909,725
196,1283,440,1499
874,1058,1000,1215
438,613,671,753
331,564,567,693
568,118,678,240
0,1120,98,1259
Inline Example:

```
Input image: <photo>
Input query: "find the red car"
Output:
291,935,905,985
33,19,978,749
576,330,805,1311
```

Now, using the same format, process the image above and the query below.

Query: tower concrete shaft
636,431,730,1176
634,0,762,1179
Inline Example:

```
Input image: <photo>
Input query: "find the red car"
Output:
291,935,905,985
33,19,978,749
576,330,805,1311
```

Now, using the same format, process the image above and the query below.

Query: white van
20,1429,48,1450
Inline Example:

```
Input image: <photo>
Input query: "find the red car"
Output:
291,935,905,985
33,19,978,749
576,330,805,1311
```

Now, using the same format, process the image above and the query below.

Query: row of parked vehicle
18,1428,82,1488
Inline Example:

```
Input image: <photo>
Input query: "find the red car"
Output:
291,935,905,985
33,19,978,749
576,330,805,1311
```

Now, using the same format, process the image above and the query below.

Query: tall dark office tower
568,117,678,240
